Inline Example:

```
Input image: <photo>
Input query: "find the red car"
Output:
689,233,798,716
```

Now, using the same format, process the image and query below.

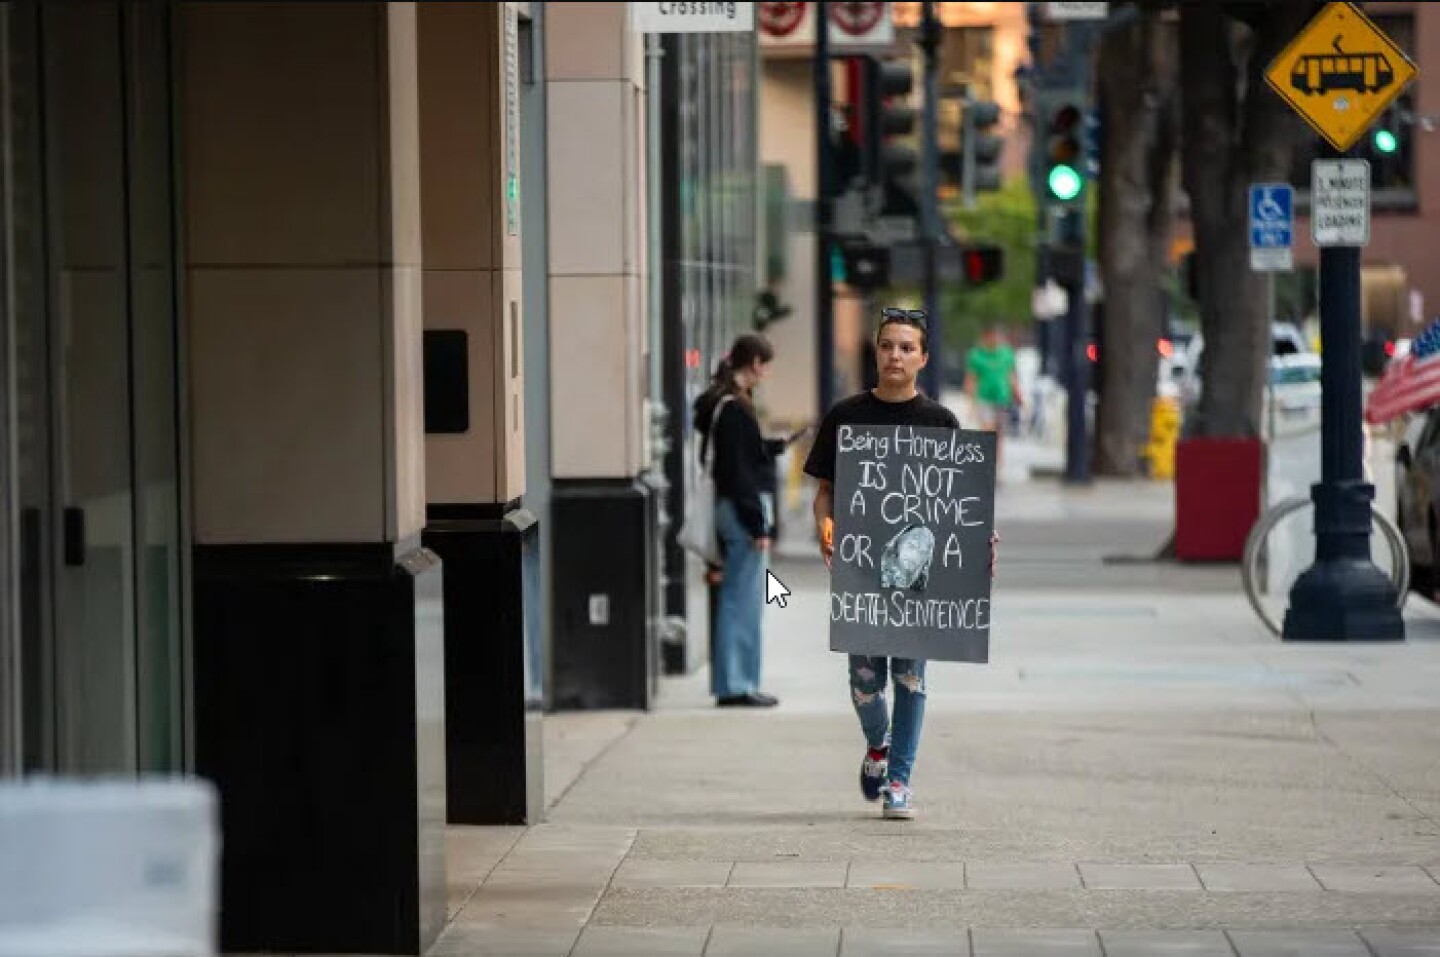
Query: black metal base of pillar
550,479,657,711
1283,558,1405,642
193,541,447,956
423,504,544,826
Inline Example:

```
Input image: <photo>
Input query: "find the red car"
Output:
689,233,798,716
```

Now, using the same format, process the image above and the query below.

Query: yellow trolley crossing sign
1265,1,1417,153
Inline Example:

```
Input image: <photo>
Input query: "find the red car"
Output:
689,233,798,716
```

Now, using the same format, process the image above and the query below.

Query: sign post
1263,1,1415,642
828,425,997,663
1249,183,1292,465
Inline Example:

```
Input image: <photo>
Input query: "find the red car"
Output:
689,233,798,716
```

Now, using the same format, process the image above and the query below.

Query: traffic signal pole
918,1,942,399
1060,227,1091,485
815,0,835,416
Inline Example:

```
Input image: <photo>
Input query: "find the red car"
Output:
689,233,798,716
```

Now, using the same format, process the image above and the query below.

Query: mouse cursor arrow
765,570,791,609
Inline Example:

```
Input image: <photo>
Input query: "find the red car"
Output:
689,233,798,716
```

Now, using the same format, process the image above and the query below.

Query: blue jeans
848,656,927,786
713,497,765,697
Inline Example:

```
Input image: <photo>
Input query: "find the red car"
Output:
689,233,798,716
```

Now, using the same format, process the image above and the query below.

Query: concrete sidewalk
430,472,1440,957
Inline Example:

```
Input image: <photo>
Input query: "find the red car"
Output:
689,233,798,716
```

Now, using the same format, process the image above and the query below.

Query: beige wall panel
418,1,499,271
181,2,384,266
386,2,423,269
423,269,499,505
189,268,386,544
545,2,625,82
546,80,627,276
497,267,527,500
387,265,427,540
549,275,630,478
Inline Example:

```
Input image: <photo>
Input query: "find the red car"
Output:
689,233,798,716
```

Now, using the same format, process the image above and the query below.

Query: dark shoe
717,692,779,707
860,746,889,802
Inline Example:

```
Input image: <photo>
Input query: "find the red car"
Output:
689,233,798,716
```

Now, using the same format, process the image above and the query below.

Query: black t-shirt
803,390,961,484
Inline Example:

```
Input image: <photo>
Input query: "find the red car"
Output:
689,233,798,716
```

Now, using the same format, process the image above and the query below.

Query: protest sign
829,424,996,663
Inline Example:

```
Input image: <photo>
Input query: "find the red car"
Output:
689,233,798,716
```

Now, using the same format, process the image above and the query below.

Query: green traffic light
1047,163,1083,201
1374,129,1398,154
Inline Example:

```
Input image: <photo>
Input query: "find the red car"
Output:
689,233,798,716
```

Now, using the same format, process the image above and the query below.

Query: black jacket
693,389,784,540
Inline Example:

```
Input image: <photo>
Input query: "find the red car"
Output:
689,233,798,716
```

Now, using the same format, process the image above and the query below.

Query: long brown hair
709,333,775,404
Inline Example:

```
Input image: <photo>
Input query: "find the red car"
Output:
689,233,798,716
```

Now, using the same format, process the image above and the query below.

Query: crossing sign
1264,2,1418,153
1249,183,1294,272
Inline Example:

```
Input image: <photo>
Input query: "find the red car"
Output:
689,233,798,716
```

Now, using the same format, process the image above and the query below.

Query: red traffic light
962,244,1003,286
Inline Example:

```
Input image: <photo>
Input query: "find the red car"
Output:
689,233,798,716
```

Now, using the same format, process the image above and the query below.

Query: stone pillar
180,4,445,953
416,0,544,826
545,2,658,711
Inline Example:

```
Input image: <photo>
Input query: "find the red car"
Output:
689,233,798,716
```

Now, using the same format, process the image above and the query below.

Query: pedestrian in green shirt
964,326,1021,473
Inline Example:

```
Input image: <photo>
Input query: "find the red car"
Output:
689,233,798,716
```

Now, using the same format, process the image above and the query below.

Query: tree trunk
1179,1,1319,439
1095,6,1179,475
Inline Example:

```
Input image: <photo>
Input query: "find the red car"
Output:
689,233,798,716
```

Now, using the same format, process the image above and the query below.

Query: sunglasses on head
881,307,928,326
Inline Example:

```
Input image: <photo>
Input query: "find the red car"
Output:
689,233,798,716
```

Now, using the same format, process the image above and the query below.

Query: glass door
6,0,183,774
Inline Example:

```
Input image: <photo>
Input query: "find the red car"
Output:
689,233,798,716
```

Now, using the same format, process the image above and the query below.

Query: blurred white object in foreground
0,777,219,957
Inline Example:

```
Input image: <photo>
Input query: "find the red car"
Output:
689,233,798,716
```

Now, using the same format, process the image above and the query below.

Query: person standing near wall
692,334,782,708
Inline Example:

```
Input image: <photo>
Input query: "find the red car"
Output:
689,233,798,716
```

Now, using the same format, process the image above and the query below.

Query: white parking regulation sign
1311,159,1370,247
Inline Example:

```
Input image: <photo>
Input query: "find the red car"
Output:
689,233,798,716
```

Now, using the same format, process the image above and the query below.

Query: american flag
1365,318,1440,424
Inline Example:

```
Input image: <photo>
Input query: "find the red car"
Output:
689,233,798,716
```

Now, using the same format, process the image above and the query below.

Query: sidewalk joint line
451,828,524,922
548,716,643,814
564,830,639,957
1307,708,1440,831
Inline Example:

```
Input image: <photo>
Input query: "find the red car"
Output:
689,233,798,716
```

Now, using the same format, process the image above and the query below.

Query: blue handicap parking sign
1249,184,1293,249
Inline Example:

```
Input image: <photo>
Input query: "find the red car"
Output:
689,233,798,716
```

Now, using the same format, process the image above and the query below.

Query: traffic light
1038,88,1088,208
962,98,1004,194
840,242,890,291
868,57,920,217
961,243,1003,286
1084,103,1102,179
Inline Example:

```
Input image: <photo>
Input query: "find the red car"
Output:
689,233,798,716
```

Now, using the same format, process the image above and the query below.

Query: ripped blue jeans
848,656,927,787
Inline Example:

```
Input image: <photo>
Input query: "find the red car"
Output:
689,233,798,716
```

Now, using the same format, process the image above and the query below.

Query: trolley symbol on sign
1291,36,1394,96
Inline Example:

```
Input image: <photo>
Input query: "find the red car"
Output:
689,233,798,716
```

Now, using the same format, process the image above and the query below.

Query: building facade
0,2,759,953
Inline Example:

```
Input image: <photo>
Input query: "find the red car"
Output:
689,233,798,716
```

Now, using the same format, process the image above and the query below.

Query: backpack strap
701,394,735,473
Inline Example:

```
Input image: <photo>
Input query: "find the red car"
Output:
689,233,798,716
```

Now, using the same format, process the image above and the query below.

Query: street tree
1178,1,1320,438
1094,3,1180,475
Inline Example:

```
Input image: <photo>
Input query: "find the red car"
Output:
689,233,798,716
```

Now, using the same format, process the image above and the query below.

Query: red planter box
1174,437,1263,561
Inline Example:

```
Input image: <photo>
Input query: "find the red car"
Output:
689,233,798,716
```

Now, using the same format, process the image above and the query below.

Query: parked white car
1262,352,1323,437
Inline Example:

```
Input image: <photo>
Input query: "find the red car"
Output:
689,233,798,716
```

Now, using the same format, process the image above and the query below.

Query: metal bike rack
1241,495,1410,637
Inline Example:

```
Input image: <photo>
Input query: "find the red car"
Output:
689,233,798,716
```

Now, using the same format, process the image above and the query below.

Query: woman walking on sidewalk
805,308,999,819
692,334,783,708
